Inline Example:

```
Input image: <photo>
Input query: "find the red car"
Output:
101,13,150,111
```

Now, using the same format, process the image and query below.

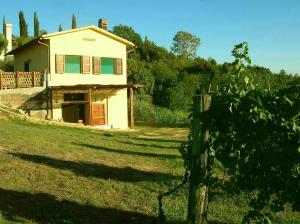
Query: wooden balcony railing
0,72,43,89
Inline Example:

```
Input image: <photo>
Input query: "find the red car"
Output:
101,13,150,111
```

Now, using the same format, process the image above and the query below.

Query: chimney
5,23,12,53
98,18,108,31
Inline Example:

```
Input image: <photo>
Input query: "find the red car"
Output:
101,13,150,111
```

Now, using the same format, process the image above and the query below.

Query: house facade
6,25,137,129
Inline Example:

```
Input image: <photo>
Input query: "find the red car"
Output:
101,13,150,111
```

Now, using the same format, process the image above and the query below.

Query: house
4,20,139,129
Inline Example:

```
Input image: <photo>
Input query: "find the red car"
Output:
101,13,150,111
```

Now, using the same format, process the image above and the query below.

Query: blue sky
1,0,300,74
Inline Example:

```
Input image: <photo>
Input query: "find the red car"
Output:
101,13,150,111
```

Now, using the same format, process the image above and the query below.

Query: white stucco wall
47,29,127,86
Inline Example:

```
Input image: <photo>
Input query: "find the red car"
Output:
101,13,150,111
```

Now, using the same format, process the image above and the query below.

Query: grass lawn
0,111,299,223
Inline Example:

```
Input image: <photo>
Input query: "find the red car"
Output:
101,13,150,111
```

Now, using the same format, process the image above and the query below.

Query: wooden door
91,103,105,125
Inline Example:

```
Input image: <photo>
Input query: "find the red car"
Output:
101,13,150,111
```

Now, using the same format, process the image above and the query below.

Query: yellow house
7,24,139,129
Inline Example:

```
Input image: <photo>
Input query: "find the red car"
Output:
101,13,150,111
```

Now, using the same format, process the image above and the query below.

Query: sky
1,0,300,74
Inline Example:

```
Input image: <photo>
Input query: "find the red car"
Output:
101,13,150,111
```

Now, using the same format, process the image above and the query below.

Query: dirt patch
0,113,8,120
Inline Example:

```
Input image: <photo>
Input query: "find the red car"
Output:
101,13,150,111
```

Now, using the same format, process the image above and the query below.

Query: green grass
0,112,299,223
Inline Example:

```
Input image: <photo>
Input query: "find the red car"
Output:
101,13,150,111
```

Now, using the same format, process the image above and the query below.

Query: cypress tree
34,11,40,37
19,11,28,37
72,14,77,29
58,24,63,32
2,16,5,36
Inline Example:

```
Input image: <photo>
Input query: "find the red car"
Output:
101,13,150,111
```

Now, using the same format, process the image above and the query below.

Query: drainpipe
37,38,51,119
37,38,50,85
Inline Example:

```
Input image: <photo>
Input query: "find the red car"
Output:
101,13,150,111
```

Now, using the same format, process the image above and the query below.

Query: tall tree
171,31,200,59
112,25,142,47
2,16,5,36
0,34,8,54
19,10,28,37
34,11,40,37
58,24,63,32
72,14,77,29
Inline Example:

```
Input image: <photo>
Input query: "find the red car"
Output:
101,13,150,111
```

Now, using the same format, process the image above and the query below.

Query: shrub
134,97,189,126
0,58,14,71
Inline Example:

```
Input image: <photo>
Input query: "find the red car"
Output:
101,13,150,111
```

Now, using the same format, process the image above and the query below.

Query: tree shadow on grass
9,152,180,183
0,188,155,224
76,143,181,160
133,137,184,144
117,140,180,150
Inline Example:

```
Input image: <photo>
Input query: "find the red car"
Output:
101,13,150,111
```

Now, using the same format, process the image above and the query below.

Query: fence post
0,72,2,89
15,72,19,88
32,72,35,87
187,95,211,224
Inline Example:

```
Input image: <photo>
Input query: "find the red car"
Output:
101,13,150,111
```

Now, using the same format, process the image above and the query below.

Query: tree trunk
187,95,211,224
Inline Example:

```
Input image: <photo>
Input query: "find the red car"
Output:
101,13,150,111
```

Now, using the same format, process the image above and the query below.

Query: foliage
112,25,142,48
0,57,14,71
58,24,63,32
18,11,28,37
127,53,155,95
178,42,300,223
2,16,5,36
34,11,40,37
171,31,200,59
232,42,251,73
72,14,77,29
0,34,8,55
151,62,177,108
134,97,189,126
13,36,34,48
39,29,48,35
211,79,300,223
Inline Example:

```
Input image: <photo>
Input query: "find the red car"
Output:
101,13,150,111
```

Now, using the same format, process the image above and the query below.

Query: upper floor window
101,57,114,74
93,57,123,75
65,55,81,73
56,55,90,74
55,54,122,75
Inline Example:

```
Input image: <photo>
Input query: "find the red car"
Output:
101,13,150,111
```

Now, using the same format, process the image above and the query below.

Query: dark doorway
62,104,85,124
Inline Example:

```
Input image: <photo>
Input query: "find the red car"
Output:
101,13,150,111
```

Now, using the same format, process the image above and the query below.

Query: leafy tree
112,25,142,47
140,37,171,62
152,62,177,108
39,29,47,35
19,10,28,37
171,31,200,59
0,34,8,55
34,11,40,37
72,14,77,29
58,24,63,32
127,53,155,95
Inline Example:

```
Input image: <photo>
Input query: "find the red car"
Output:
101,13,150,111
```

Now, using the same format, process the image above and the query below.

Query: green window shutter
101,57,114,74
65,55,81,73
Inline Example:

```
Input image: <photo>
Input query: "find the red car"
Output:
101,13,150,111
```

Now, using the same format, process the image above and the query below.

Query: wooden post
129,87,134,129
88,88,92,125
32,72,35,87
16,72,19,88
187,95,211,224
46,89,52,119
0,72,2,90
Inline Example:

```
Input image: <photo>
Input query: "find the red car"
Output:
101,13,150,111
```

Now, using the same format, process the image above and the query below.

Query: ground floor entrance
62,104,86,124
91,103,105,125
49,84,141,129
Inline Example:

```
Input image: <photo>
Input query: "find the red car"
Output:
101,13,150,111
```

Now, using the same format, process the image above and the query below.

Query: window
65,55,81,73
101,57,114,74
92,57,123,75
24,59,31,72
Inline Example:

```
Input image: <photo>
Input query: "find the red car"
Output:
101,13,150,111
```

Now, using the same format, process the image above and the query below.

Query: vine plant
158,42,300,223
